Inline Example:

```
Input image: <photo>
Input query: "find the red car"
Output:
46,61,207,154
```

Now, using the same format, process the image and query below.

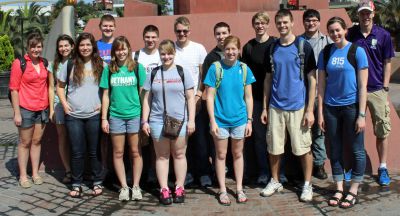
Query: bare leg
111,134,127,188
300,151,313,182
269,154,282,182
376,137,388,164
30,123,46,178
214,137,229,192
18,127,34,181
171,136,188,187
231,138,244,191
153,137,171,189
127,133,142,186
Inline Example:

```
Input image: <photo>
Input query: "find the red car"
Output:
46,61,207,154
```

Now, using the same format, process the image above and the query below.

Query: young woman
318,17,368,209
142,39,195,205
56,32,104,198
100,36,145,201
9,32,49,188
204,35,255,205
48,34,74,184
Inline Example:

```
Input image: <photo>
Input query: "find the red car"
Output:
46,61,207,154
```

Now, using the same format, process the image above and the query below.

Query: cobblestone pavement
1,99,400,216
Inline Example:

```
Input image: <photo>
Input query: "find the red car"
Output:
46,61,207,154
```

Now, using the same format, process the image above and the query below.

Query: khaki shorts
367,89,391,138
266,107,312,156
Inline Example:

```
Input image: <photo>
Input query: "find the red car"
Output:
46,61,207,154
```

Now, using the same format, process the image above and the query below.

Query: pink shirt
9,55,49,111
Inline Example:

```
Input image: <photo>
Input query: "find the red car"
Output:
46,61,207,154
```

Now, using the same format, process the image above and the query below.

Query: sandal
19,179,32,188
217,191,231,206
236,190,248,203
327,190,344,207
32,176,43,185
339,192,358,209
62,171,72,184
69,186,83,198
92,185,104,197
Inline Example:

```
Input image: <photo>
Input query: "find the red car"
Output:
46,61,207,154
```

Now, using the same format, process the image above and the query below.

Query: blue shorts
149,121,187,141
109,116,140,134
20,107,49,128
54,102,65,124
213,124,246,140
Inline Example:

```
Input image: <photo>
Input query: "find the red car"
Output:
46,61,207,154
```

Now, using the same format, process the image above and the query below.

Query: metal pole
21,16,24,56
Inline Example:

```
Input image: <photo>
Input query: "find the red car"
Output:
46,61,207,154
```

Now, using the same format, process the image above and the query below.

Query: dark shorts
20,107,49,128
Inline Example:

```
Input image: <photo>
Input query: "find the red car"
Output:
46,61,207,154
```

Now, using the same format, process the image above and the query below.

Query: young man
300,9,331,180
196,22,231,187
260,9,317,202
97,14,116,64
173,16,207,186
347,1,395,186
241,11,275,185
134,25,161,74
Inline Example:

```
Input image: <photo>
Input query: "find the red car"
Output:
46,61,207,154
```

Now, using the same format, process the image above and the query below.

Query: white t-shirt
133,49,161,75
174,41,207,92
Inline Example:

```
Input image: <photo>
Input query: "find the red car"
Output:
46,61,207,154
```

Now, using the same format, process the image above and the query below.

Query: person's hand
261,109,268,125
355,116,366,134
14,113,22,126
210,121,219,137
49,110,55,123
318,113,325,133
101,119,109,134
142,122,151,136
187,120,195,135
62,102,72,114
244,121,252,137
302,111,315,128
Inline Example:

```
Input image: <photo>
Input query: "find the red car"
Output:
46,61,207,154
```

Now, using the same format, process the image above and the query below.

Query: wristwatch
359,112,366,118
383,86,389,92
247,117,253,122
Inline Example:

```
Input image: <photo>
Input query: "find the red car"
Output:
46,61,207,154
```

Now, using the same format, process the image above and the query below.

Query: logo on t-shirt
111,76,136,87
331,57,345,68
146,63,159,75
371,39,377,49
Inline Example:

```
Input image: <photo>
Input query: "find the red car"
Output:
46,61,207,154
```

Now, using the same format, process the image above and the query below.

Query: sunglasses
175,29,189,34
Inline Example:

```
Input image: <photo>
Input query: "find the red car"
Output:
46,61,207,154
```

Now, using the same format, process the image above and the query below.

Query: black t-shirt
241,37,276,101
202,46,224,82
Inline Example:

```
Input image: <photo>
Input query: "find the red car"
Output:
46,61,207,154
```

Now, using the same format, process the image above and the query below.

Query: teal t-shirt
204,60,256,128
100,63,146,119
48,61,67,104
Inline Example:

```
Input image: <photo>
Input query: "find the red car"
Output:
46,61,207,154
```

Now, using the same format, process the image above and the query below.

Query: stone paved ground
1,97,400,216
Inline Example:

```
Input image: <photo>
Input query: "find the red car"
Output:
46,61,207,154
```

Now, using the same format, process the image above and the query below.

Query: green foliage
0,35,15,72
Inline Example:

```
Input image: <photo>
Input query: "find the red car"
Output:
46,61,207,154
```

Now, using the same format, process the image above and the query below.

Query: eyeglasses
175,29,189,34
305,19,320,23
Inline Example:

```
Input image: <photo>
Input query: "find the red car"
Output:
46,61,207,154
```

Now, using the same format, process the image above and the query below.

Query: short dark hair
326,16,347,30
275,9,293,22
303,9,320,21
143,25,159,38
213,22,230,34
99,14,115,27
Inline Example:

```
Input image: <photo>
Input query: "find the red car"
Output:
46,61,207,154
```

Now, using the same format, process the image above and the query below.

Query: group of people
9,0,394,209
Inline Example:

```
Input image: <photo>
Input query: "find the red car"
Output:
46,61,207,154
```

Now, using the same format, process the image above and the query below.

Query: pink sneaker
159,187,172,205
174,186,185,203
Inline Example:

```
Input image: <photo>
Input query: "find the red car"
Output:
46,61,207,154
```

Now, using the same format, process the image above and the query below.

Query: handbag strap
160,65,186,121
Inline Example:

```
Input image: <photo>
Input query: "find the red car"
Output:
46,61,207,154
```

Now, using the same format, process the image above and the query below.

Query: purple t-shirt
347,25,395,92
97,40,112,64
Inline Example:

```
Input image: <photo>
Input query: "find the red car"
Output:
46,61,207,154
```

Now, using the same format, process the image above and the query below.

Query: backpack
133,50,140,62
322,43,358,76
8,56,49,103
269,37,306,81
150,65,185,87
212,60,248,90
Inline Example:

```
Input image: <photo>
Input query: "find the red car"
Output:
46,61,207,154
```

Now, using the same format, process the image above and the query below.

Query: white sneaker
260,178,283,197
119,187,130,201
131,185,143,200
300,184,313,202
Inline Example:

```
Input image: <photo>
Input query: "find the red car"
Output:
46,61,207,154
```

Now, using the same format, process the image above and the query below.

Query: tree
0,35,15,71
375,0,400,50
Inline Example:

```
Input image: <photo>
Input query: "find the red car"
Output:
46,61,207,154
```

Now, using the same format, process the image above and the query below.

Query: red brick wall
124,0,158,17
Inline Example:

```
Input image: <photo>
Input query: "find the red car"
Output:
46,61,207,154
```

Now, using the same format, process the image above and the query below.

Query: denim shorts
149,121,187,141
214,124,246,140
54,103,65,124
109,116,140,134
20,107,49,128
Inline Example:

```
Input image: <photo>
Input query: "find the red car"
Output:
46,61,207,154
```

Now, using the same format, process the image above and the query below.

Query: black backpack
8,57,49,103
322,43,358,75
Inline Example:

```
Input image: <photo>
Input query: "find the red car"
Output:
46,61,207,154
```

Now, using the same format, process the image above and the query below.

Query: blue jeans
248,100,269,177
312,100,327,166
324,104,366,183
191,100,214,177
65,114,103,187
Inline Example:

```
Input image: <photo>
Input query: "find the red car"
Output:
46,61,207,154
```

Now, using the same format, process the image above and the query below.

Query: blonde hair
252,11,270,25
174,16,190,30
158,39,176,55
223,35,241,50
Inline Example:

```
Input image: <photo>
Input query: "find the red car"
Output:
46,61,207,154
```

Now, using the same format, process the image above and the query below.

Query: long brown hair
109,36,137,73
53,34,74,74
72,32,103,85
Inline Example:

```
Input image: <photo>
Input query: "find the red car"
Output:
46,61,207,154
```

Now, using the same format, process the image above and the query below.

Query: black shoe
159,188,173,205
313,164,328,179
173,186,185,203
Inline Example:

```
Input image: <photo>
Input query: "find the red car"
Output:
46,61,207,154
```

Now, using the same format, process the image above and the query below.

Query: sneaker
300,184,313,202
159,187,172,205
184,173,194,186
260,178,283,197
378,167,391,186
344,169,352,182
313,164,328,180
131,185,143,200
173,186,185,203
200,175,212,187
118,187,130,201
257,174,269,185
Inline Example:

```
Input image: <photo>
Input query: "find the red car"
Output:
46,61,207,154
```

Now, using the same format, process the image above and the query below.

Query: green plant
0,35,14,72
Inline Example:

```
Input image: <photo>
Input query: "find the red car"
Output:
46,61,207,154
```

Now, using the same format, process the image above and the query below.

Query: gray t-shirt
57,61,102,119
143,65,195,124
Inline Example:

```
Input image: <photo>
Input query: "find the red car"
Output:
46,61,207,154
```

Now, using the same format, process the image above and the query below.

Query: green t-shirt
100,63,146,119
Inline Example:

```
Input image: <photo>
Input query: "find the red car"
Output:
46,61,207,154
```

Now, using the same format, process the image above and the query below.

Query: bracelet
101,118,107,120
141,120,148,125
